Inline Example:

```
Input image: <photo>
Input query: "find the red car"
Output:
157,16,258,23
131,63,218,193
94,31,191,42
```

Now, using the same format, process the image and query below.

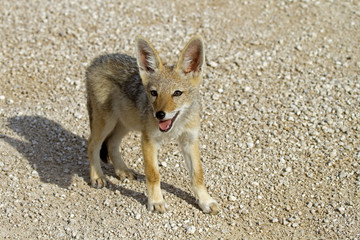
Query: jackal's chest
150,119,190,143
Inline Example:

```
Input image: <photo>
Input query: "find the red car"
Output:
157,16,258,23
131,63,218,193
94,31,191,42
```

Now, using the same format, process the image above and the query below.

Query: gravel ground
1,0,359,239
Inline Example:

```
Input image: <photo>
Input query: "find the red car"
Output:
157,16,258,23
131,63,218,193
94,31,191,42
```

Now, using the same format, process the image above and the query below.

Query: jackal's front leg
179,133,218,214
141,133,167,213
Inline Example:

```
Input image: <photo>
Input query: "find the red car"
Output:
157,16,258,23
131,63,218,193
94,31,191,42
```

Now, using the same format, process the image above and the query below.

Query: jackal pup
86,36,218,214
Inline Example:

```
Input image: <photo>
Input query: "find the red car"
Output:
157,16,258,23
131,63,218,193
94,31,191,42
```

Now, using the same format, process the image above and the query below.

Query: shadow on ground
4,115,198,209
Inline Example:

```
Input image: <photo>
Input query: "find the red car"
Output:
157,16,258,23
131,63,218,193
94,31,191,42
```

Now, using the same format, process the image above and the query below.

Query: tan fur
86,36,218,214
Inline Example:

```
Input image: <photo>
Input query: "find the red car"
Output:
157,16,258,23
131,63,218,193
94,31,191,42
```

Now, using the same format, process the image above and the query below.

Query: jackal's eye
150,90,158,97
173,90,183,97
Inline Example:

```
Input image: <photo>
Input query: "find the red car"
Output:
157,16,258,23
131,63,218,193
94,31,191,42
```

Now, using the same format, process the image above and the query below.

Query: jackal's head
136,36,205,133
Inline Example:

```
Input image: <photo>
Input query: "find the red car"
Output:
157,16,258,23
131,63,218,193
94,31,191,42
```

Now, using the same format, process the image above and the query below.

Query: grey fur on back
85,53,149,127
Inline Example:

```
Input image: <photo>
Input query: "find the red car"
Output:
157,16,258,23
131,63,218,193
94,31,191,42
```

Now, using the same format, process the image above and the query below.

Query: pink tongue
159,119,172,131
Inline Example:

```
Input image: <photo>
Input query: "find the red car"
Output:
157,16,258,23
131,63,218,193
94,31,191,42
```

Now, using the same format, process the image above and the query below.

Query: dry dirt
0,0,359,239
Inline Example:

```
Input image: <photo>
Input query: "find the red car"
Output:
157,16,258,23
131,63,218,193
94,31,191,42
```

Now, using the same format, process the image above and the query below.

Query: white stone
247,142,254,148
337,207,345,214
212,93,220,100
228,195,236,201
186,226,196,234
208,61,218,68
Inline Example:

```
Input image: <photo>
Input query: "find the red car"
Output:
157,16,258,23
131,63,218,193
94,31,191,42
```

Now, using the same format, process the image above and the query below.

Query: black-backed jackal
86,36,218,214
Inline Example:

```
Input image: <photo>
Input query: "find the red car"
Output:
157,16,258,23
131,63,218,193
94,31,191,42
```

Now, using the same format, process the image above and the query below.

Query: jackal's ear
176,36,205,76
136,36,162,77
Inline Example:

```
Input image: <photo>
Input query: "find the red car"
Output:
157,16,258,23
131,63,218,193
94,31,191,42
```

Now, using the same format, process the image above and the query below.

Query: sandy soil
0,0,359,239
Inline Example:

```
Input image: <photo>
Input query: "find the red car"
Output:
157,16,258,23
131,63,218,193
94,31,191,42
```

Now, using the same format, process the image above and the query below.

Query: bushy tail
100,141,109,163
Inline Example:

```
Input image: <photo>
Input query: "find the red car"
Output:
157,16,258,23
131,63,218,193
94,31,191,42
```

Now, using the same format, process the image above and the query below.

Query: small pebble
330,150,337,158
208,61,218,68
337,207,345,214
243,86,251,92
228,195,236,201
186,226,196,234
295,45,302,51
212,93,220,100
282,219,289,225
247,142,254,148
104,199,111,206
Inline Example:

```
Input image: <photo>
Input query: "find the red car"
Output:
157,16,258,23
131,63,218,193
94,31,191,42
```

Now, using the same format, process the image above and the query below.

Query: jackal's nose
155,111,166,120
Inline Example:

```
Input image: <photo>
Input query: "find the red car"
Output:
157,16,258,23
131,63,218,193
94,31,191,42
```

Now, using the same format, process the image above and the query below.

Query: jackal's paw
90,176,107,188
199,198,219,214
148,200,168,213
115,168,137,180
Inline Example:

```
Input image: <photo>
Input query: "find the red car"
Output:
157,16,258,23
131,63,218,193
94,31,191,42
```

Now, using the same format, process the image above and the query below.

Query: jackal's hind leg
106,123,137,180
88,115,117,188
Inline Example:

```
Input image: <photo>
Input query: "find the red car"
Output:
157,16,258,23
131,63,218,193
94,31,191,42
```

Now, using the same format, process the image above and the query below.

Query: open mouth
158,111,180,132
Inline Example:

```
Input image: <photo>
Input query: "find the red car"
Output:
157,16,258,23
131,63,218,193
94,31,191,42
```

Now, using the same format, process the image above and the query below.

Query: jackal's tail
100,141,109,163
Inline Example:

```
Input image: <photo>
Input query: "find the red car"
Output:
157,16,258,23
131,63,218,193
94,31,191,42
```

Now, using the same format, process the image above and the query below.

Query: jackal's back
86,53,148,127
